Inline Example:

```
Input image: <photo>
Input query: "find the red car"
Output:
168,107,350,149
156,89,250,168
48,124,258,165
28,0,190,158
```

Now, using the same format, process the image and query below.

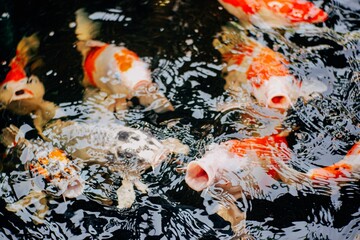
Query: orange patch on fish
30,162,50,177
263,0,328,23
346,142,360,156
114,48,139,72
310,163,352,179
48,148,68,163
24,89,34,95
221,0,259,14
84,45,108,87
2,67,27,84
226,135,289,178
223,43,255,65
246,47,290,88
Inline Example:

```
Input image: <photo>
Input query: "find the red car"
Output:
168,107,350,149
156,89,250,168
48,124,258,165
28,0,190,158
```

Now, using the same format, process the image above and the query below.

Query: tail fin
307,142,360,181
75,8,100,41
11,34,40,69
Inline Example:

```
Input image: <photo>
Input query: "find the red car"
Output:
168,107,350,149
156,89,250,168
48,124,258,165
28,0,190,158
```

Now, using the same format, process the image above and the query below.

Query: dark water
0,0,359,239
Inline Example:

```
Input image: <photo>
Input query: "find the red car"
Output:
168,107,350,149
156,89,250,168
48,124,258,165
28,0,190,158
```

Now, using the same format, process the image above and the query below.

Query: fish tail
75,8,100,41
308,141,360,180
12,34,40,68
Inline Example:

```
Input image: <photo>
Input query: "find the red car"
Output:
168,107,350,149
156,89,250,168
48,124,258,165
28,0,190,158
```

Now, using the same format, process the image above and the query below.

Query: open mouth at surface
62,179,84,198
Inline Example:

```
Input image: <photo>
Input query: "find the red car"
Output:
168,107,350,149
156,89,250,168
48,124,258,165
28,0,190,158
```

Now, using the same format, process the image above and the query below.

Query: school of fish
0,1,358,238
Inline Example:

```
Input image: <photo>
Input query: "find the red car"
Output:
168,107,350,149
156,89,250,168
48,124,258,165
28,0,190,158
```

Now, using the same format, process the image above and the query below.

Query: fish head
185,145,246,192
0,74,45,104
106,128,168,173
252,75,300,110
29,148,84,198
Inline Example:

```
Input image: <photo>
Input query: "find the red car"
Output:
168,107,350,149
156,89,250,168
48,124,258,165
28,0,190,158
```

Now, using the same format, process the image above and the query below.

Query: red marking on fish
223,40,296,89
346,142,360,156
246,47,291,88
221,0,259,14
309,142,360,180
24,89,34,95
2,62,27,85
310,163,352,179
263,0,328,23
219,0,328,27
84,45,108,87
226,134,289,178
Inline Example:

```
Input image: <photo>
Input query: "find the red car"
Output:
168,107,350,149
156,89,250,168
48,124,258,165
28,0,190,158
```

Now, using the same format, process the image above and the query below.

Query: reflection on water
0,0,360,239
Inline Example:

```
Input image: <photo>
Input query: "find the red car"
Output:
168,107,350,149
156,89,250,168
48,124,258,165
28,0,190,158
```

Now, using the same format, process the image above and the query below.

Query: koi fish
185,133,294,192
185,133,358,235
213,22,327,110
43,120,189,208
0,34,57,139
185,132,307,235
308,141,360,180
218,0,328,28
0,125,84,223
75,9,174,113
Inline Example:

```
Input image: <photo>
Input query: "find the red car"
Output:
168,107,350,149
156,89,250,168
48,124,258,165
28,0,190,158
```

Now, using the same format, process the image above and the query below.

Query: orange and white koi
0,35,57,139
0,125,84,223
185,132,358,235
75,9,174,113
1,125,84,199
308,141,360,180
28,148,84,199
218,0,328,28
214,22,326,110
185,133,293,192
184,132,308,235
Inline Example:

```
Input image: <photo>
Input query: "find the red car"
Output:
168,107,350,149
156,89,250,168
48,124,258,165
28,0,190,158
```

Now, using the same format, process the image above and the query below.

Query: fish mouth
11,88,34,101
62,179,84,198
185,161,215,192
267,94,291,109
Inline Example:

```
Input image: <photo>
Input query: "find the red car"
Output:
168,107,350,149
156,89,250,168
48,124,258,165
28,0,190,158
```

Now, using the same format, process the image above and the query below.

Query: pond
0,0,359,239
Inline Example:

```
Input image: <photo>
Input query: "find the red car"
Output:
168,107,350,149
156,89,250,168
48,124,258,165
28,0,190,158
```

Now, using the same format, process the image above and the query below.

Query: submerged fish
0,34,57,139
218,0,328,28
44,121,189,209
213,22,327,110
0,125,84,223
75,9,174,113
308,141,360,180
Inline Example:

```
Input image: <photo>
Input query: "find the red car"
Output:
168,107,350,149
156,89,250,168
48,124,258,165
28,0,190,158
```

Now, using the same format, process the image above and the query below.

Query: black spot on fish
131,135,140,141
117,131,131,141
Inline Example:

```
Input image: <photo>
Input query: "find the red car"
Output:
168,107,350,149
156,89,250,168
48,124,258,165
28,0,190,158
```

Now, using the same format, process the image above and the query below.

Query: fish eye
125,152,133,158
27,77,33,84
2,84,7,90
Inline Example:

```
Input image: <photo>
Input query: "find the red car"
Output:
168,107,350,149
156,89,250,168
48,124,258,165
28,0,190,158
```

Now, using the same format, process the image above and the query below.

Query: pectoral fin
116,179,136,209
